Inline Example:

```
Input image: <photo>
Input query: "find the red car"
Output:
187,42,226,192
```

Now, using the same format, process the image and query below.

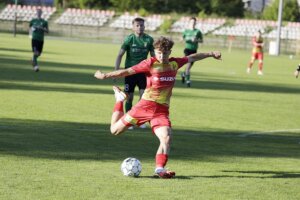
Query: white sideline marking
0,125,300,140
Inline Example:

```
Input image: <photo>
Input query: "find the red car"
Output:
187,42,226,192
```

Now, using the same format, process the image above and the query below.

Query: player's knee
110,127,123,135
110,128,120,135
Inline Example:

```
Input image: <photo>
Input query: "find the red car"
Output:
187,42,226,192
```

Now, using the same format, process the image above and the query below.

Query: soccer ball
121,157,142,177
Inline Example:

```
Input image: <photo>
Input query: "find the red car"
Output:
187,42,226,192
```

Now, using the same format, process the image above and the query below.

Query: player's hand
94,70,105,80
211,51,222,60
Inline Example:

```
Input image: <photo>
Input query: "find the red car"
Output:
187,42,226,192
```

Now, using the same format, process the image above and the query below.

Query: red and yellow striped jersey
131,57,188,106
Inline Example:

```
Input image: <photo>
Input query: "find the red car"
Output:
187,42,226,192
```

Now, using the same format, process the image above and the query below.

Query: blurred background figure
181,17,203,87
29,8,49,72
247,30,264,76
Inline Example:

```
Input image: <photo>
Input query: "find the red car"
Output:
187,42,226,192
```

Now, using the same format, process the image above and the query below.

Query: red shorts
121,99,171,133
252,52,263,60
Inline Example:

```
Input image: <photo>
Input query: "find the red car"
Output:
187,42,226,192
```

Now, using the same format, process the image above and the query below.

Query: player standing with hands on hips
29,8,48,72
114,18,155,129
94,37,221,178
247,30,264,75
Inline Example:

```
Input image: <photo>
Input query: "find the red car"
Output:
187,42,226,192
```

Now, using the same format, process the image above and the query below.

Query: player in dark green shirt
115,17,155,128
181,17,203,87
29,8,48,72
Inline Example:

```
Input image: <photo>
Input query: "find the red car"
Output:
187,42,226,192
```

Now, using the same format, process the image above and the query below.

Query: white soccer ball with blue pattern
121,157,142,177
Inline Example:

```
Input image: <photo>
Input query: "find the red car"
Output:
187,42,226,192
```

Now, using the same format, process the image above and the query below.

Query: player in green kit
114,17,155,129
29,8,48,72
181,17,203,87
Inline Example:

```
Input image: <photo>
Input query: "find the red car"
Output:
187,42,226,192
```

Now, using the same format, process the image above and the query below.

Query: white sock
155,167,164,173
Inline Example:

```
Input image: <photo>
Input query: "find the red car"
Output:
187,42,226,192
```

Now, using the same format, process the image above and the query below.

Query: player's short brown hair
153,37,174,52
132,17,145,24
190,17,197,21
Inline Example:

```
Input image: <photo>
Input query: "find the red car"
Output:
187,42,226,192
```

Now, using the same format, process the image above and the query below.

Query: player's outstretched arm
94,68,135,80
188,51,221,63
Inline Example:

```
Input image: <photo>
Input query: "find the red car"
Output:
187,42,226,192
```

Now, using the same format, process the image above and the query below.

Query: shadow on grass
0,56,116,93
127,171,300,179
222,170,300,178
0,118,299,162
1,55,300,95
174,75,300,94
0,47,61,55
0,47,33,53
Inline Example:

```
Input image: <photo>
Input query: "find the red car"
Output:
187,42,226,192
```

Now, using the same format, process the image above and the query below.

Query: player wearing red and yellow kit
247,30,264,75
94,37,221,178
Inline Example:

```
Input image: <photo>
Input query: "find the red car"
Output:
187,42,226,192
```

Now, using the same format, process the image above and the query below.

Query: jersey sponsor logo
153,76,176,82
132,48,148,53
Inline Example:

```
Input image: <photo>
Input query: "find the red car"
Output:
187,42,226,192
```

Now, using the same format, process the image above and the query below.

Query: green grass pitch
0,33,300,200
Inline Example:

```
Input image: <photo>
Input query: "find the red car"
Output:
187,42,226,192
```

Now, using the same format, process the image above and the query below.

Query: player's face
132,21,145,36
189,19,196,29
37,9,42,18
154,49,171,63
256,31,261,38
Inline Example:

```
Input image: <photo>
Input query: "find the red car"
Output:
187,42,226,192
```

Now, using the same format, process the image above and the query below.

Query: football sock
258,63,263,71
248,62,253,68
113,101,123,113
155,154,168,168
186,74,190,82
125,101,132,113
33,55,38,66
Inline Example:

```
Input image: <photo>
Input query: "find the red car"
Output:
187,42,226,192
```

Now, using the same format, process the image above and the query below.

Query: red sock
155,154,168,168
113,101,123,113
259,63,263,70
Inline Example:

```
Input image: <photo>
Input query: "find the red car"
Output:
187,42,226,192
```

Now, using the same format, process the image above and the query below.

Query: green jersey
121,33,154,68
182,29,203,51
29,18,48,41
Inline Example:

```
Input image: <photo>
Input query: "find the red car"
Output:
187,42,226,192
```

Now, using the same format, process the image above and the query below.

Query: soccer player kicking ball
94,37,221,178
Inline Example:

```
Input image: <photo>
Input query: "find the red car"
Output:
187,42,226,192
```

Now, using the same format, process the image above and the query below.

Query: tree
263,0,300,22
211,0,244,17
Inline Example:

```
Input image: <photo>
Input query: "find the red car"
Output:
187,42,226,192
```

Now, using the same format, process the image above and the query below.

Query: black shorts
32,39,44,53
184,48,197,56
124,73,146,93
184,49,197,66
